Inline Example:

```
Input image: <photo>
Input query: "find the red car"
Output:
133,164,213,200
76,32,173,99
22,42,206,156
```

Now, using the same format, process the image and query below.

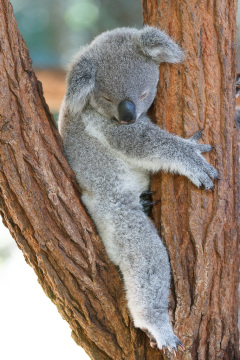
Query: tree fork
0,0,239,359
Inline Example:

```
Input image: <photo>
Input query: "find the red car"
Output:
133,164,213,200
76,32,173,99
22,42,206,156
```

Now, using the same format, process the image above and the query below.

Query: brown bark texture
0,0,239,359
143,0,240,359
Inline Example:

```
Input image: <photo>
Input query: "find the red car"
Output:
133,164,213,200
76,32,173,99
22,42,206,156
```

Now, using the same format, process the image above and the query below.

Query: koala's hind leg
102,203,184,353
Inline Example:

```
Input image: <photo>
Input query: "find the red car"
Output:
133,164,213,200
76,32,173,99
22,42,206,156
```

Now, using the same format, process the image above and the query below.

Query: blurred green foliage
11,0,143,67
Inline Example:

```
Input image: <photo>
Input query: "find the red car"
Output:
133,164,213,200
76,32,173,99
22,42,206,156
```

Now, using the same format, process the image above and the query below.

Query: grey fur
59,26,218,352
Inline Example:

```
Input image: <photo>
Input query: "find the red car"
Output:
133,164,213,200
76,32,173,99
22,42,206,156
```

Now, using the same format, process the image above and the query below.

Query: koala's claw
169,346,178,357
150,341,158,348
140,190,156,197
141,327,157,348
141,327,184,355
189,129,203,142
196,144,213,153
177,340,185,351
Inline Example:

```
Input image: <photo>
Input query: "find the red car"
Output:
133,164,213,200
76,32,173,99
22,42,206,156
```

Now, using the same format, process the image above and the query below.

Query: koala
58,26,218,353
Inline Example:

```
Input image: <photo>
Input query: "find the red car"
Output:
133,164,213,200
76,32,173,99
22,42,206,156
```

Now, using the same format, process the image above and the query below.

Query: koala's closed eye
139,91,148,101
102,95,113,103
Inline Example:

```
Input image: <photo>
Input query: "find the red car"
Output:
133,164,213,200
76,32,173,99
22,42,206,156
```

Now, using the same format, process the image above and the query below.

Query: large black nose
118,100,136,125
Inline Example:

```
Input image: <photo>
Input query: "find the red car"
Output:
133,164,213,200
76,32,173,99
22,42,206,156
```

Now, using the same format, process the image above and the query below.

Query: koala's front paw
186,130,219,190
141,324,184,355
139,190,158,215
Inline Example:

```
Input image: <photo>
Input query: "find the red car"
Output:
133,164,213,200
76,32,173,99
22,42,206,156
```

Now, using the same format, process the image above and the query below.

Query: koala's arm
105,117,218,189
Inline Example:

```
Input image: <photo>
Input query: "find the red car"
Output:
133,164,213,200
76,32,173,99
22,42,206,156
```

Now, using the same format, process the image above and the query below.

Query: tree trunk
143,0,240,359
0,1,138,359
0,0,239,359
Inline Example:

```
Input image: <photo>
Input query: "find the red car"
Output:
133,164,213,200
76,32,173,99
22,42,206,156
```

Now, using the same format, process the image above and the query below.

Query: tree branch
0,1,152,359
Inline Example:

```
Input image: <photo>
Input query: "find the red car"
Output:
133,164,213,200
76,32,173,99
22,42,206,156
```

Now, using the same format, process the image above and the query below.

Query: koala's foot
140,326,184,355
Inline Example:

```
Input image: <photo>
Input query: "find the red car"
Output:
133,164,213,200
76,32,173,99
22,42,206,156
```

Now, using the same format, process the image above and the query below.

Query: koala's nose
118,100,136,125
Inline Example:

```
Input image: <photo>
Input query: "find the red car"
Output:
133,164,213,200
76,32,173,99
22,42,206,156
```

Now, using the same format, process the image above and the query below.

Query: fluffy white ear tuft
137,26,185,64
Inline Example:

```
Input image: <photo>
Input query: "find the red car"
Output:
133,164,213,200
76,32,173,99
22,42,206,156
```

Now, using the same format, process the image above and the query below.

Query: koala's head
66,26,184,125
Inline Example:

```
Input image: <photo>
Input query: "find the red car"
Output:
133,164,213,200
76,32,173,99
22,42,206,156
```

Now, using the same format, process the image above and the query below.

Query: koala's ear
65,54,96,115
137,26,185,64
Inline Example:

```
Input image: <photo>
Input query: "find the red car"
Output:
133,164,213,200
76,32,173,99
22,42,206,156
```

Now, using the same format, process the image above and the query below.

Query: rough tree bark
143,0,240,359
0,0,238,360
